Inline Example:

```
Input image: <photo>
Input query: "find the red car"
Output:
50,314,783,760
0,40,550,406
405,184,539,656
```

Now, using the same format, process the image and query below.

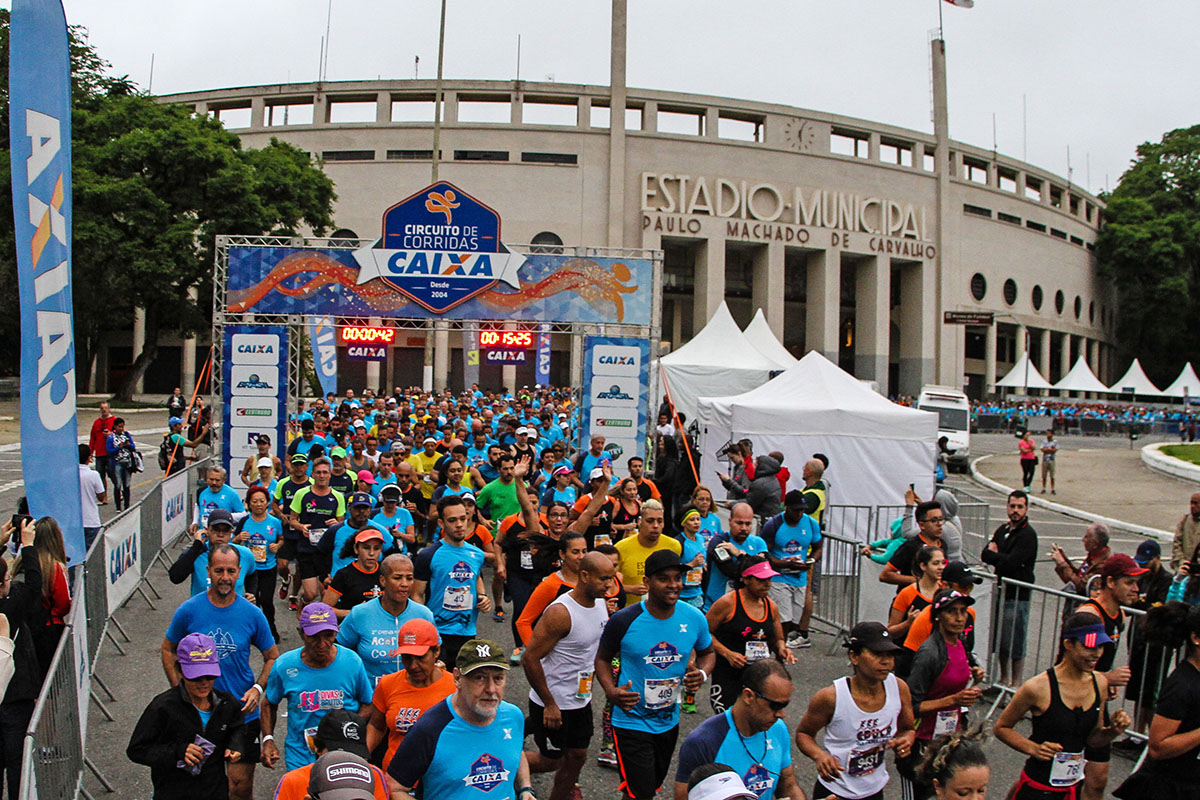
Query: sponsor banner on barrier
9,0,86,565
104,512,141,611
160,471,188,548
224,325,288,492
463,322,480,388
581,336,649,463
70,590,89,748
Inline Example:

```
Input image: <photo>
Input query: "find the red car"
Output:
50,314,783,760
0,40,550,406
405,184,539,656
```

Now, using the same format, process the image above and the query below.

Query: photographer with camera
1167,541,1200,607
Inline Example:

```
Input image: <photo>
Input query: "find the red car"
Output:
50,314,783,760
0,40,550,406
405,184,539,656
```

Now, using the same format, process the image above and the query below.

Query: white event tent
1163,363,1200,399
1109,358,1162,396
660,302,783,422
694,351,939,514
742,309,798,368
1053,356,1112,394
994,353,1053,391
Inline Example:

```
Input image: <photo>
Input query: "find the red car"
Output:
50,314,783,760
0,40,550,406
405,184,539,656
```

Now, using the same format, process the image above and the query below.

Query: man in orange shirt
627,457,661,502
270,709,388,800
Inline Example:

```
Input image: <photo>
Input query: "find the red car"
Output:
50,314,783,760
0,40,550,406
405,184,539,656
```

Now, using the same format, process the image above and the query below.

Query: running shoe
278,585,288,600
785,633,802,649
791,634,812,649
288,596,299,612
509,647,523,665
681,699,697,714
597,745,617,768
567,786,583,800
492,608,506,623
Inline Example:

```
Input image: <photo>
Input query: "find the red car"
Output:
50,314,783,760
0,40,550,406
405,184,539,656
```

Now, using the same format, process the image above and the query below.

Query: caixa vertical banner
8,0,85,563
581,336,650,466
224,325,289,491
535,324,552,387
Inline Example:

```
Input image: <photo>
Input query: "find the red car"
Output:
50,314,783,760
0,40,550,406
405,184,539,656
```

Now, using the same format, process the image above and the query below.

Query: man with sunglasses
879,501,944,588
673,659,803,800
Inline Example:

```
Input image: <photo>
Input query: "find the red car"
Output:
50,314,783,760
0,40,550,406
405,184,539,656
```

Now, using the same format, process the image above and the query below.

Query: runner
270,710,389,800
317,492,392,577
365,617,456,768
411,495,492,665
167,509,257,598
322,529,386,619
522,552,616,800
900,561,981,665
912,727,989,800
385,638,533,800
888,546,945,667
272,453,312,611
674,660,804,800
899,589,985,800
760,491,823,649
676,506,708,609
288,458,347,604
795,621,917,800
706,556,793,715
232,486,283,642
594,550,716,800
705,503,768,610
260,603,374,770
994,611,1131,800
240,434,283,488
336,554,435,686
162,546,279,800
690,486,724,543
614,499,682,608
371,484,416,553
190,466,245,534
571,467,618,549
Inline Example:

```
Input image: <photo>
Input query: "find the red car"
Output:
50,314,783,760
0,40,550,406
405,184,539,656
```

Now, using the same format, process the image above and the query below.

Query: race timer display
479,329,534,349
340,326,396,344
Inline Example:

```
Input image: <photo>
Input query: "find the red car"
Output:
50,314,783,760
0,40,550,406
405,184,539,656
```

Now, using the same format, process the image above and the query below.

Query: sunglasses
751,689,789,711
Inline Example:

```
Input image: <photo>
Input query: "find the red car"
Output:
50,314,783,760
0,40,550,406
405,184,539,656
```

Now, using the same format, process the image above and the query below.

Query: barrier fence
974,413,1187,438
18,456,214,800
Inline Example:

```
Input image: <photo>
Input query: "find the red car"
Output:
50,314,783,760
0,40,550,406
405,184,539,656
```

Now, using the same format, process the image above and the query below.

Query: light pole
430,0,448,183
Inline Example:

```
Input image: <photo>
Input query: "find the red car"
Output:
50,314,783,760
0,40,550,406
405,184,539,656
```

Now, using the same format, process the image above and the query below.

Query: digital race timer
479,329,534,349
340,326,396,344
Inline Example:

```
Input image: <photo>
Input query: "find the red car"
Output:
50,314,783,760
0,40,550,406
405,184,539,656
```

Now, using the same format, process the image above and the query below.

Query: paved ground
75,427,1198,799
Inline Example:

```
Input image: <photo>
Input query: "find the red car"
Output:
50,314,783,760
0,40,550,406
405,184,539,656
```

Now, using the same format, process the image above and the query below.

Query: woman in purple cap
127,632,245,800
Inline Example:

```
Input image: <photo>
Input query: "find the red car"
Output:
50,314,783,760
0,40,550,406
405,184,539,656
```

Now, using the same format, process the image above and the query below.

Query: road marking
0,426,165,454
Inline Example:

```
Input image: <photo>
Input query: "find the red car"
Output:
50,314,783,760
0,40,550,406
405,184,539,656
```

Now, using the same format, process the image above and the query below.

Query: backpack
158,434,175,471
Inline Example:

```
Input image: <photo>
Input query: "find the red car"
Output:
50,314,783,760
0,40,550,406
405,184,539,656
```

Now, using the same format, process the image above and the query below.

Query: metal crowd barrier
18,456,215,800
980,575,1178,746
812,529,866,652
945,486,991,565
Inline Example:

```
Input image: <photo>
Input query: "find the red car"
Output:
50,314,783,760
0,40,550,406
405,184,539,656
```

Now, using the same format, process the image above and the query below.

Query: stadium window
1049,186,1064,208
1003,278,1017,306
970,273,987,301
998,212,1022,225
963,204,992,218
718,113,764,143
321,150,375,162
1032,285,1043,311
879,140,913,167
998,168,1018,193
1089,301,1095,323
386,150,436,161
1085,203,1094,222
1055,290,1065,315
923,151,936,172
453,150,508,161
625,106,643,130
213,105,251,129
390,97,436,122
457,97,511,123
266,101,314,126
1070,235,1085,246
521,152,577,165
1026,220,1047,233
657,107,705,136
1074,295,1082,319
962,157,989,184
1024,178,1043,202
830,129,868,158
522,99,578,126
530,231,564,254
1050,228,1068,240
328,100,376,123
1069,194,1081,215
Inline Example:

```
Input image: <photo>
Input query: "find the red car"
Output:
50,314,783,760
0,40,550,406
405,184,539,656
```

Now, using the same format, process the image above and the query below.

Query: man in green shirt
476,453,521,524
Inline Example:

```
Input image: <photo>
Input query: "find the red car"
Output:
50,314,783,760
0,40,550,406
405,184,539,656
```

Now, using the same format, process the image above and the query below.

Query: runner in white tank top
522,552,617,800
795,621,917,800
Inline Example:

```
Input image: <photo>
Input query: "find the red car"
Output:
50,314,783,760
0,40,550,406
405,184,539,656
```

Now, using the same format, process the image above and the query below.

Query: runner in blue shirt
337,554,436,685
412,495,492,665
234,487,284,641
673,660,801,800
317,493,393,576
190,466,244,534
372,484,416,553
704,503,768,609
167,509,258,597
595,550,716,800
286,419,321,461
676,506,708,607
162,544,279,798
387,638,532,800
759,491,823,651
692,487,724,544
260,603,373,770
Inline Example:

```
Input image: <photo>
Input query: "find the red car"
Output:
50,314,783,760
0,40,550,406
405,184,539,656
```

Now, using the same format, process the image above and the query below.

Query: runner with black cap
995,611,1131,800
166,509,257,598
795,621,917,800
270,709,389,800
274,452,313,610
594,549,716,800
900,561,982,664
386,637,534,800
317,492,393,577
289,457,348,604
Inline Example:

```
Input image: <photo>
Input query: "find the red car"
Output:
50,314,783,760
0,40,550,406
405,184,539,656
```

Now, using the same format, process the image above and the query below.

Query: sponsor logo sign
346,345,388,361
644,640,681,669
463,754,510,791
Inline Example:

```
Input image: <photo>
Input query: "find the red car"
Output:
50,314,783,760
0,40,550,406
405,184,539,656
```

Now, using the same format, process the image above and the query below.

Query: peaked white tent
1110,358,1162,396
995,353,1053,390
660,302,780,422
1053,356,1112,394
1164,363,1200,399
742,309,798,369
695,351,939,513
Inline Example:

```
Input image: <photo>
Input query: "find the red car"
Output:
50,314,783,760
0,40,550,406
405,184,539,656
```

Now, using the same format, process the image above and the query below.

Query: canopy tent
1163,363,1200,399
1053,356,1112,394
695,351,939,519
742,309,798,368
660,301,781,422
1109,358,1162,396
994,353,1053,390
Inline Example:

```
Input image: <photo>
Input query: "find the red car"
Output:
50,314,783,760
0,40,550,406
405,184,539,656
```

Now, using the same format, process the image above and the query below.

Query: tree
0,13,337,397
1097,125,1200,385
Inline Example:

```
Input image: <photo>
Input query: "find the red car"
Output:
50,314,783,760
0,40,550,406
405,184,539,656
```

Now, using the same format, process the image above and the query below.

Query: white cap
515,426,530,435
423,437,437,444
589,467,606,480
688,772,756,800
527,428,539,439
256,457,274,469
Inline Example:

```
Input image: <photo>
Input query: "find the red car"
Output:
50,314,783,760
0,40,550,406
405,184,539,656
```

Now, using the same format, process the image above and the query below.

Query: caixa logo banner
352,181,527,313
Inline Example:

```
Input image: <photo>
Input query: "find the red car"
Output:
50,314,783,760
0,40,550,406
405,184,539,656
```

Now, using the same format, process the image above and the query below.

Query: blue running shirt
675,710,792,798
413,541,487,637
337,598,437,686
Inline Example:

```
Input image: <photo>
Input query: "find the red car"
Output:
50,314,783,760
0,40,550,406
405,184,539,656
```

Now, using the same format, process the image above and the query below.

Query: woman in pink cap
705,555,794,713
128,632,245,800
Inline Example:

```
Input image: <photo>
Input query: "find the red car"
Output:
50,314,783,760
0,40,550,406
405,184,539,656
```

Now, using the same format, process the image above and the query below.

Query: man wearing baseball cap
261,603,373,770
168,508,258,599
595,550,715,800
317,493,394,578
365,616,454,765
1122,538,1174,752
270,710,389,800
328,447,356,496
387,638,534,800
759,490,823,650
240,434,283,489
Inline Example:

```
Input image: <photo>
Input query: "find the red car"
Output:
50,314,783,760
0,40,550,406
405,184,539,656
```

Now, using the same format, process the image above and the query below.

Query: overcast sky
33,1,1200,195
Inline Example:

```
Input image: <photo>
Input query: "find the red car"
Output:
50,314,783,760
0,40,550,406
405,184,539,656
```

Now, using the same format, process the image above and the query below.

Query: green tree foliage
0,12,337,398
1097,125,1200,385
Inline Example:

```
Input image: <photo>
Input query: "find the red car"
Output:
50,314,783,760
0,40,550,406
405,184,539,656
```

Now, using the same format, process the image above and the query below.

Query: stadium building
111,9,1110,399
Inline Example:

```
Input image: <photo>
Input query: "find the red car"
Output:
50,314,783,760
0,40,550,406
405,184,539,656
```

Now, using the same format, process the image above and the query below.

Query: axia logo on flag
463,754,510,791
449,560,475,582
352,181,527,313
643,640,681,669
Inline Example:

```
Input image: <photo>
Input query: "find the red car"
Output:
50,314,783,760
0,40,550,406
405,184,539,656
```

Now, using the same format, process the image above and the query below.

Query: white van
917,385,971,473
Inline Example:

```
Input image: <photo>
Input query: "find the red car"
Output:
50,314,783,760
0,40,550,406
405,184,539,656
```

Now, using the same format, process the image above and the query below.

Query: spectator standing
0,520,42,798
719,454,783,519
981,490,1038,687
1171,492,1200,571
166,387,187,422
704,503,768,609
106,417,138,511
89,401,115,497
78,444,107,552
128,633,245,800
164,416,194,476
1041,431,1059,494
13,518,71,678
1018,430,1037,493
1050,523,1112,596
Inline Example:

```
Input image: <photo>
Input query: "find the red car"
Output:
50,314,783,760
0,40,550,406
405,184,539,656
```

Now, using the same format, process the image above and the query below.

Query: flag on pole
9,0,86,563
309,316,338,398
943,0,974,7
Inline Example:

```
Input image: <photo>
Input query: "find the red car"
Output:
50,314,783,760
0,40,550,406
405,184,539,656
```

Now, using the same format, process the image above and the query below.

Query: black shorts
813,780,882,800
612,725,678,800
526,702,593,757
238,724,262,764
276,537,298,562
1084,742,1111,763
296,552,329,580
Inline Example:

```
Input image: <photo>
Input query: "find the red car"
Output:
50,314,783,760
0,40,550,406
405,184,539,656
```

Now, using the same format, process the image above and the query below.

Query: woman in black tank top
704,556,792,713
